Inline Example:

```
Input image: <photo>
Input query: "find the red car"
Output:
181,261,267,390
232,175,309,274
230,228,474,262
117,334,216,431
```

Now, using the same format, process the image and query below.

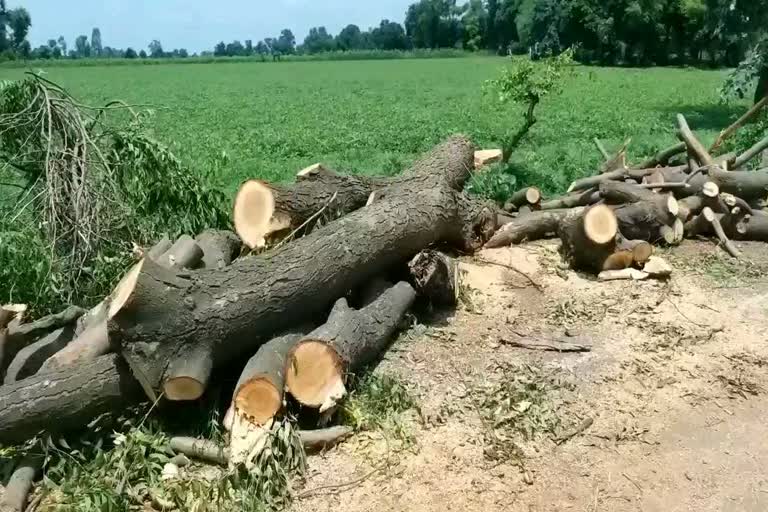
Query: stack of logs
1,111,767,507
487,114,768,280
0,136,496,510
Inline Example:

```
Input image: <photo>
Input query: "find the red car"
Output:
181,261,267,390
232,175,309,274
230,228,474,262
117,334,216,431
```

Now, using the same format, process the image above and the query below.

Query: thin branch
594,138,610,160
711,95,768,152
475,257,544,292
272,192,338,250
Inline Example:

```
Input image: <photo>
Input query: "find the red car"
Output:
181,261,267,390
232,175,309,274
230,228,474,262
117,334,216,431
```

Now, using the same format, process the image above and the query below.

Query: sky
11,0,416,53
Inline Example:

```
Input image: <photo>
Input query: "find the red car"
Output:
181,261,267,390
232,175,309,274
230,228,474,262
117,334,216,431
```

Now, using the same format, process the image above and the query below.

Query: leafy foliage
486,48,574,160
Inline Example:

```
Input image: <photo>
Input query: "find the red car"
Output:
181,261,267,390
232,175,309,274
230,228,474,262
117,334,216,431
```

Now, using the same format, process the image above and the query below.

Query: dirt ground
293,240,768,512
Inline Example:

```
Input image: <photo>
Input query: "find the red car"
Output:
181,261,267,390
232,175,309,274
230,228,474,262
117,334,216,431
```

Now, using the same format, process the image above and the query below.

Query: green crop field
0,58,746,197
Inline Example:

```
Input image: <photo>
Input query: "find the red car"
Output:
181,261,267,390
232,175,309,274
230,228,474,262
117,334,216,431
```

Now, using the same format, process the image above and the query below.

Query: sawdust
293,240,768,512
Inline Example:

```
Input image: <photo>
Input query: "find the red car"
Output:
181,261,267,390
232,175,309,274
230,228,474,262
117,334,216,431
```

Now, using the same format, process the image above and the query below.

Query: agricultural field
0,58,744,198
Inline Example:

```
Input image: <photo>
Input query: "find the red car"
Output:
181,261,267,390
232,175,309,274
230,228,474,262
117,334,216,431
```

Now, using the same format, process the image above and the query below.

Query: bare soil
293,240,768,512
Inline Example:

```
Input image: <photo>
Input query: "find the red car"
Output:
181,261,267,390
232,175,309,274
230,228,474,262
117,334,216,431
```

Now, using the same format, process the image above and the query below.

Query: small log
732,214,768,241
1,306,85,380
161,235,204,269
598,268,649,281
285,282,416,411
147,236,173,263
4,326,74,384
599,181,677,210
677,195,704,222
638,142,687,169
233,331,307,426
720,193,754,216
408,250,458,307
0,455,41,512
540,189,600,210
504,187,542,211
732,135,768,170
616,236,653,265
0,354,143,444
486,208,577,248
195,229,241,269
702,207,741,258
170,427,353,465
558,205,618,273
163,345,214,401
677,114,714,166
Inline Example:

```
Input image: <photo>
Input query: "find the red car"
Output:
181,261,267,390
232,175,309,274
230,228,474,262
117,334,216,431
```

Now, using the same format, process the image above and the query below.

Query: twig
499,336,591,353
708,211,741,259
475,257,544,292
622,472,643,492
554,417,594,445
732,134,768,169
272,192,338,250
711,95,768,152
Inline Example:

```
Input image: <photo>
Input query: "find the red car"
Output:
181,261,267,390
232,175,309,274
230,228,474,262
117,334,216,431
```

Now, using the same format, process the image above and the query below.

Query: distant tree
8,7,31,50
178,48,189,58
255,40,268,59
57,36,67,55
0,0,8,53
124,47,137,59
336,24,363,50
245,39,253,54
75,35,90,57
462,0,488,51
91,27,102,57
226,40,245,56
371,19,408,50
277,28,295,54
52,46,61,58
32,44,51,59
214,41,226,56
148,39,164,58
405,0,461,49
47,38,57,49
139,49,147,58
304,26,336,53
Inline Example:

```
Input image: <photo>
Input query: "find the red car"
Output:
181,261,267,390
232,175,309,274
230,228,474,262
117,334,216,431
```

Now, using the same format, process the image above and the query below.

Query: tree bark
285,282,416,411
147,236,172,262
3,326,74,384
755,66,768,105
540,189,600,210
160,235,204,269
0,455,41,512
612,200,678,244
638,142,687,169
731,213,768,242
408,250,458,307
677,114,714,166
486,208,578,248
557,205,618,273
504,187,541,212
195,229,241,270
0,354,143,444
109,136,495,402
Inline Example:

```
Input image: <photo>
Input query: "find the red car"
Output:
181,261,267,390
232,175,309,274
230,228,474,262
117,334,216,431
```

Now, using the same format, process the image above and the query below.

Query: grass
0,59,746,201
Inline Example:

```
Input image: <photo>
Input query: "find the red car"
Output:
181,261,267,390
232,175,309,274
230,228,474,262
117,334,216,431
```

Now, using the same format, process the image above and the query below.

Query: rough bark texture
505,187,541,211
0,354,143,444
109,136,494,401
486,209,578,248
408,250,458,307
233,331,307,425
285,282,416,409
195,229,241,269
732,214,768,241
638,142,687,169
557,205,618,273
147,236,172,263
39,320,111,372
4,326,74,384
540,189,600,210
162,235,204,269
613,201,677,243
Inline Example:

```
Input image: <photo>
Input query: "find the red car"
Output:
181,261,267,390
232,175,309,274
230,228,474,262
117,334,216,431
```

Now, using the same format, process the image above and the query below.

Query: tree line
2,0,767,67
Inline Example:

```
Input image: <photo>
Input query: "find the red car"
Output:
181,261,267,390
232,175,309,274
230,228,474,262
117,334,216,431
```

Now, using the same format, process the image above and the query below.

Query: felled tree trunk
4,326,74,384
0,354,142,444
285,282,416,411
110,136,495,402
486,208,578,248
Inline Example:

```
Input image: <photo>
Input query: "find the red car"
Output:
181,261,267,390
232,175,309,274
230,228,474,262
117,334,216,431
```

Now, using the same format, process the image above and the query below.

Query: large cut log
612,199,679,244
195,229,241,269
408,250,458,307
540,189,600,210
285,282,416,411
558,205,619,273
109,136,495,402
0,354,143,444
486,208,578,248
233,169,385,249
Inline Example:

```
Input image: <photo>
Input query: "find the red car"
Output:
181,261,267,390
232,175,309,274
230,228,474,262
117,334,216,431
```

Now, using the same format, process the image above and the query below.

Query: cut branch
677,114,714,166
486,208,577,248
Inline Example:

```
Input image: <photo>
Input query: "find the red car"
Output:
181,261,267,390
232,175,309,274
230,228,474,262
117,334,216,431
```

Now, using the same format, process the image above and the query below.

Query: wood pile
487,114,768,279
0,136,497,507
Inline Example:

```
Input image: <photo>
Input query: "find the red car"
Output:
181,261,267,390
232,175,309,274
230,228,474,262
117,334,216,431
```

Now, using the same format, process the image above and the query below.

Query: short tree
486,48,574,161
